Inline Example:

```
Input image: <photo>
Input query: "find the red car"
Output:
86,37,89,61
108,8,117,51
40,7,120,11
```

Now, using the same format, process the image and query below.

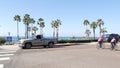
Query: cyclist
111,37,116,50
98,36,103,48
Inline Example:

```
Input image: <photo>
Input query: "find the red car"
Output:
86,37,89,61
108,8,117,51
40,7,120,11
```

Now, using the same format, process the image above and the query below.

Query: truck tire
25,43,32,49
43,45,47,48
22,47,26,49
48,42,54,48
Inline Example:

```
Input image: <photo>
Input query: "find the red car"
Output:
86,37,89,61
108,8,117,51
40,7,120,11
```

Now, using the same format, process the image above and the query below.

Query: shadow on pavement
27,43,84,49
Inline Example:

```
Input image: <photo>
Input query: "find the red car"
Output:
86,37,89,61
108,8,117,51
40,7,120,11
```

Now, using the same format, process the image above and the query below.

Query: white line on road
0,51,16,54
0,57,10,61
0,64,4,68
0,54,14,57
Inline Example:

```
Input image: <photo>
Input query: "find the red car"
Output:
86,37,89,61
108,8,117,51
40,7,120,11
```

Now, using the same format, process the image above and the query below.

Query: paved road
6,42,120,68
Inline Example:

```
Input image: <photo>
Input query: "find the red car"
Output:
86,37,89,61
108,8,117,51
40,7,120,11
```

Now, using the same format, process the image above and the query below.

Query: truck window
36,35,42,39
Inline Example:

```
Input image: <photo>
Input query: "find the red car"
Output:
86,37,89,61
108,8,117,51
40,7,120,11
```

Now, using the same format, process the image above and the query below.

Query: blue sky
0,0,120,37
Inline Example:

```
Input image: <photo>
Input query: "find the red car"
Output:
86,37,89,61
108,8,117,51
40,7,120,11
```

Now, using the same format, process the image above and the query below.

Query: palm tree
37,18,45,34
14,15,21,40
100,28,107,36
55,19,61,41
51,20,56,39
51,19,61,41
90,22,97,39
83,20,90,38
83,19,90,30
23,14,30,38
29,18,35,36
32,26,38,37
85,29,91,40
97,19,104,36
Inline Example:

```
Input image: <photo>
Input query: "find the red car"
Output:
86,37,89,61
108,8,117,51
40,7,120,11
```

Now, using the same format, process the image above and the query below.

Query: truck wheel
48,42,54,48
22,47,26,49
25,43,32,49
43,45,47,48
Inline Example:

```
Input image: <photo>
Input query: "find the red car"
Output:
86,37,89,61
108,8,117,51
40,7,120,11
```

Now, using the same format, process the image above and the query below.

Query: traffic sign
6,36,12,42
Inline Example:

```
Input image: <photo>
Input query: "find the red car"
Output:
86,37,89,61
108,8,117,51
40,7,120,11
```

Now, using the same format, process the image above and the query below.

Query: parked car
107,34,120,43
18,35,57,49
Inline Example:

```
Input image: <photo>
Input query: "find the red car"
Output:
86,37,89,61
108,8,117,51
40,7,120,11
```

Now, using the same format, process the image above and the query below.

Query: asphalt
1,42,120,68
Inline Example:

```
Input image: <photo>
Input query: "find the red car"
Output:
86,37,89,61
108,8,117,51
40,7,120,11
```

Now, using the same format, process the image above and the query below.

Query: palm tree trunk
32,31,35,38
40,27,42,34
93,29,95,39
25,25,26,38
17,21,19,41
86,26,87,38
99,26,101,36
31,24,33,37
53,28,55,39
26,24,29,38
56,28,59,42
42,28,43,35
88,35,90,40
35,31,36,36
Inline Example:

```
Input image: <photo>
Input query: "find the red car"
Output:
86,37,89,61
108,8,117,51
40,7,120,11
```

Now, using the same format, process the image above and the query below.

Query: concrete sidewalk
0,45,20,51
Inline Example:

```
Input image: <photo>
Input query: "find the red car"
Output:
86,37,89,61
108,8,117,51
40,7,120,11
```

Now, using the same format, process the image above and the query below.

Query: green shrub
0,37,6,45
58,39,97,43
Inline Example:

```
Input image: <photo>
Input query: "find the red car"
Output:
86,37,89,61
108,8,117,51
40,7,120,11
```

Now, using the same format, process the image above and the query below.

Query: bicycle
96,42,105,49
110,42,118,50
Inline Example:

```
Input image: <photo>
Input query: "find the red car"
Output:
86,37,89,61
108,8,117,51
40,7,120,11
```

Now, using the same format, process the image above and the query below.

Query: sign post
6,36,12,45
6,32,12,45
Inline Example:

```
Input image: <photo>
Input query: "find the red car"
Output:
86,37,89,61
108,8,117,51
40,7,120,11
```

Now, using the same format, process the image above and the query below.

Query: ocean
4,36,81,43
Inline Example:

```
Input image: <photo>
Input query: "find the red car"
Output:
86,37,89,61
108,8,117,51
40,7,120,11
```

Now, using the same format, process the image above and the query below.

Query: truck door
33,39,43,45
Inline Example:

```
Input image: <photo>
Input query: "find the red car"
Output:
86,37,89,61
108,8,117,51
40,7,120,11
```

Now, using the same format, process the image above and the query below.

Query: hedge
0,37,6,45
58,39,97,43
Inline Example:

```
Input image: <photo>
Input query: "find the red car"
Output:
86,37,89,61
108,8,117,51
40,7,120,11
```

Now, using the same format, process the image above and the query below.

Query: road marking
0,57,10,61
0,54,14,57
0,50,17,68
0,51,16,54
0,64,4,68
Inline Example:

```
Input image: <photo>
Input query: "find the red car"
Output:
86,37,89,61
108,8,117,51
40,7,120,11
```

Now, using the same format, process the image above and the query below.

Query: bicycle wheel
101,43,105,49
110,43,115,50
96,43,100,49
114,44,118,50
96,42,105,49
